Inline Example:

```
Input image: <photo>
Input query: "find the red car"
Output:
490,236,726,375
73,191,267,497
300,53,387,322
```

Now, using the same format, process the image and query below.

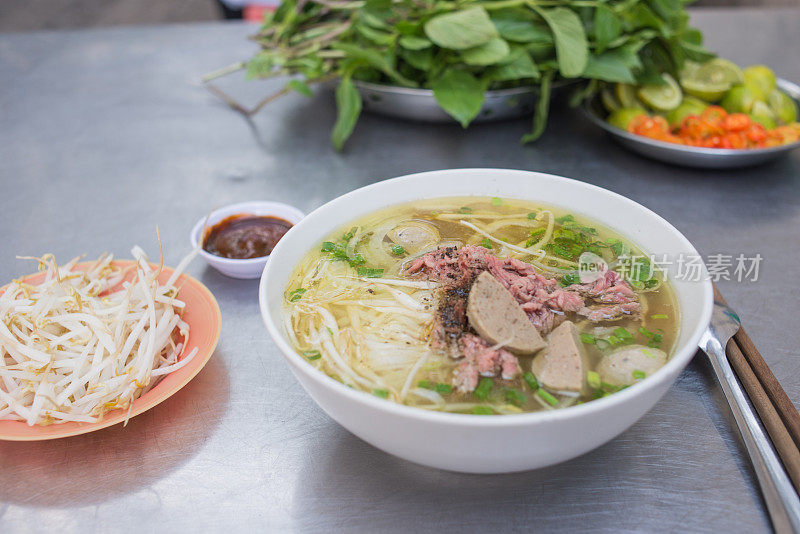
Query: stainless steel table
1,7,798,532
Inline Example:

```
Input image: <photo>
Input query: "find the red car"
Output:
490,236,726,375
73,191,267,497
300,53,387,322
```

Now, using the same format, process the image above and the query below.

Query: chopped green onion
555,214,575,224
356,267,384,278
607,335,621,345
647,333,663,348
527,212,537,220
587,370,601,389
580,333,596,345
504,388,526,406
638,327,654,338
613,327,633,340
351,253,365,265
417,380,432,389
373,389,390,398
434,383,453,395
391,245,405,255
651,314,668,319
481,238,493,249
287,288,306,302
632,370,646,380
473,377,493,400
459,206,473,214
472,406,494,415
342,228,356,241
536,389,559,406
320,241,336,252
491,197,502,206
560,272,581,287
523,372,539,391
303,350,321,361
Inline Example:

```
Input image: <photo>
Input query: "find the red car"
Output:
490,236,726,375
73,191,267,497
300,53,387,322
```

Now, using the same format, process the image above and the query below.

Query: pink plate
0,260,221,441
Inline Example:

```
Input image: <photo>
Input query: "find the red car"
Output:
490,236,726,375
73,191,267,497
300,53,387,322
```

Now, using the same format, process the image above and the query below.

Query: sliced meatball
531,321,587,393
596,345,667,387
466,271,546,355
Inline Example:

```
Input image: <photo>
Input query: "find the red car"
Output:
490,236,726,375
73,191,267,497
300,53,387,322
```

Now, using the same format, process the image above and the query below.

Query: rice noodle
0,247,197,426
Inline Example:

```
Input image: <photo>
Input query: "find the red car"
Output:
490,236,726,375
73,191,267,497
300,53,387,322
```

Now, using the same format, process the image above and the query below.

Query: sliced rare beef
408,245,640,334
453,334,522,393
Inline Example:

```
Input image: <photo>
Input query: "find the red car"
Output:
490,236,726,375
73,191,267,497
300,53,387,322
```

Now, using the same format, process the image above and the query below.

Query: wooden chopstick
734,328,800,451
713,285,800,494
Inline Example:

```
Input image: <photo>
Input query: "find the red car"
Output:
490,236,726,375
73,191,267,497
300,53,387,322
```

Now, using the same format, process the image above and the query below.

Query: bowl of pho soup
259,169,713,473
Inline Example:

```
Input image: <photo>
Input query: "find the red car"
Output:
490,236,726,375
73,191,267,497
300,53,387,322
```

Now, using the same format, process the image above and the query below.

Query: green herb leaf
473,377,493,400
331,77,362,151
481,238,493,249
587,370,601,389
472,406,494,415
594,5,622,53
356,267,384,278
580,333,596,344
391,245,406,255
491,197,503,206
504,387,527,407
536,7,588,78
523,372,539,391
287,288,306,302
431,69,486,128
491,12,552,43
527,212,538,220
303,350,322,361
632,370,646,380
399,35,432,50
373,388,390,398
521,71,552,144
459,206,473,213
418,380,432,389
461,37,511,66
536,388,559,406
287,79,313,97
434,383,453,394
424,6,498,50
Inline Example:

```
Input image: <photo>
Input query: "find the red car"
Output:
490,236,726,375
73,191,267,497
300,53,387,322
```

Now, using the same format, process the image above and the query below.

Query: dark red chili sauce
202,214,292,259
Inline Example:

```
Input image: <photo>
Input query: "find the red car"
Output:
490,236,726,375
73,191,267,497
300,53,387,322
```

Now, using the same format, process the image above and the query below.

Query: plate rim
582,77,800,158
0,259,221,441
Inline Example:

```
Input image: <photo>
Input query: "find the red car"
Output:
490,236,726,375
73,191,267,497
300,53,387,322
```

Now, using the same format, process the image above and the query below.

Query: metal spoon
701,301,800,533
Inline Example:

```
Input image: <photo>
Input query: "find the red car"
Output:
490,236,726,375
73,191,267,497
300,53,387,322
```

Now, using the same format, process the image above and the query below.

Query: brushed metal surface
583,79,800,169
1,7,799,533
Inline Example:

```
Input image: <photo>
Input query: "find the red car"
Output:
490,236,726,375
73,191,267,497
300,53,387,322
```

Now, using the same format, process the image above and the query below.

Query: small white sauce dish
190,201,305,279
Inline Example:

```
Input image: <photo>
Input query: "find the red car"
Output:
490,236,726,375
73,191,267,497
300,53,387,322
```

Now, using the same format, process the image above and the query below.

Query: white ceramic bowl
191,201,305,279
259,169,713,473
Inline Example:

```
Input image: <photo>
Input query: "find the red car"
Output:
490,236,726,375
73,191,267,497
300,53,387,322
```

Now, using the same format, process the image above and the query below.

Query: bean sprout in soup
282,197,678,415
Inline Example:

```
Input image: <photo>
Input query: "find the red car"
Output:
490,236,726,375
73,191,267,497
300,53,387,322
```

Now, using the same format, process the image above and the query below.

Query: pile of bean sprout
0,246,198,426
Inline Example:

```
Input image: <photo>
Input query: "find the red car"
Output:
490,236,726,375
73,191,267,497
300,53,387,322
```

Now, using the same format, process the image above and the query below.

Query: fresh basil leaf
594,5,622,53
521,72,552,144
431,69,486,128
355,22,395,46
287,79,313,97
246,53,275,79
402,47,433,71
331,76,362,151
491,12,552,43
333,43,417,87
582,43,643,83
536,7,588,78
399,35,432,50
489,50,540,81
424,7,498,50
461,37,511,66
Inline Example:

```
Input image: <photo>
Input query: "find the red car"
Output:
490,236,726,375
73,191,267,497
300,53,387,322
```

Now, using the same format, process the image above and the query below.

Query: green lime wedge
750,100,777,129
743,65,776,98
601,86,622,112
615,84,641,109
666,97,707,128
767,89,798,125
721,84,759,113
638,74,682,111
607,107,647,130
680,59,743,102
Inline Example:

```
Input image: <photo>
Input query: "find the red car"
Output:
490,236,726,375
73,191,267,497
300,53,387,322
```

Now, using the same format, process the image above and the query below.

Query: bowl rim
190,200,306,267
582,77,800,158
259,169,713,427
